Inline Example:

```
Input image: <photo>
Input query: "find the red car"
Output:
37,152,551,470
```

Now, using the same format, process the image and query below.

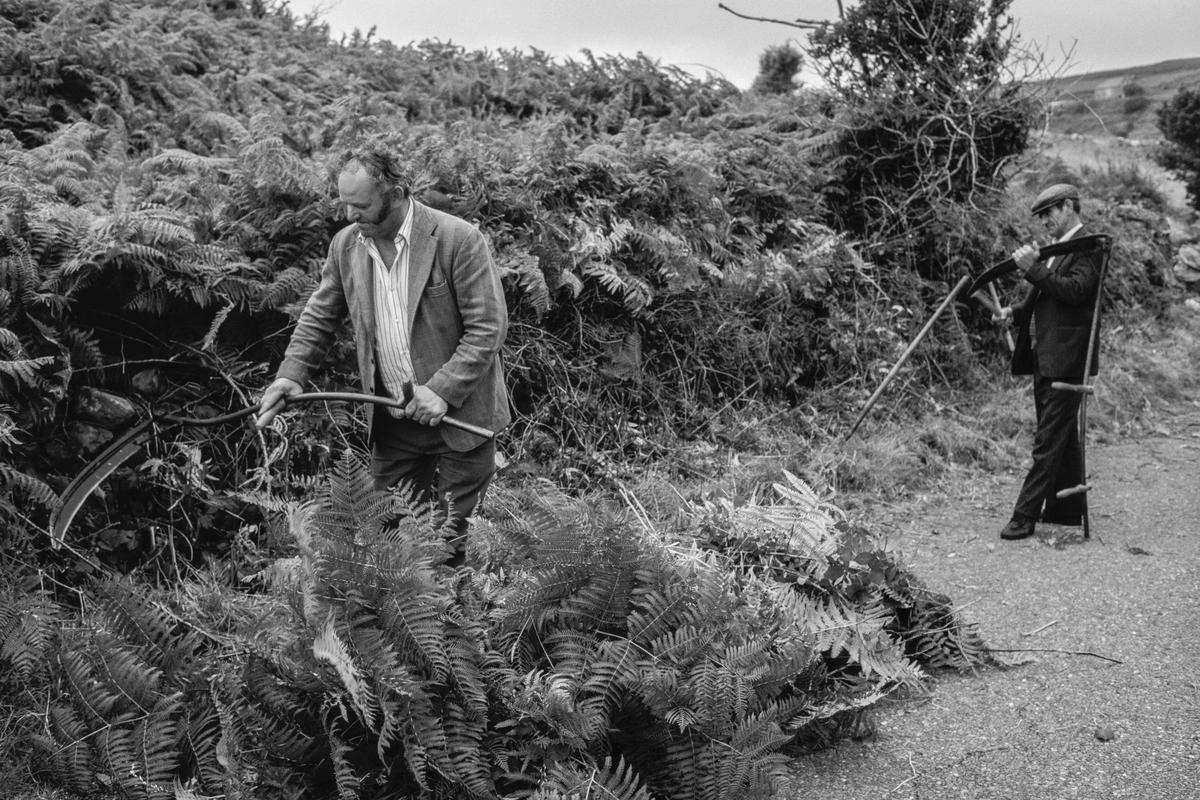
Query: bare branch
989,647,1123,665
717,3,828,30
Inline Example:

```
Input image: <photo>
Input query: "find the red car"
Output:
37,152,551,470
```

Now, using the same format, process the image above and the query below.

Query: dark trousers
1012,372,1086,523
371,412,496,557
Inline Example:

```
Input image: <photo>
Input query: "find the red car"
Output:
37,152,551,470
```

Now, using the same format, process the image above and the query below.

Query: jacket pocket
424,280,451,298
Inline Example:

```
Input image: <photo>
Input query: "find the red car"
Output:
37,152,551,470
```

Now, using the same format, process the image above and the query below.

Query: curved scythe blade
966,234,1110,296
49,419,170,549
48,391,498,549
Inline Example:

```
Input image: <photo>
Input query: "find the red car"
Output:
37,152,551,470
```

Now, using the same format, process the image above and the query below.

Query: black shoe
1000,517,1036,540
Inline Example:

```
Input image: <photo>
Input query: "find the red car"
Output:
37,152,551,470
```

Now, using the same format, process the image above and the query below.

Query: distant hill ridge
1038,56,1200,139
1043,56,1200,99
1061,57,1200,84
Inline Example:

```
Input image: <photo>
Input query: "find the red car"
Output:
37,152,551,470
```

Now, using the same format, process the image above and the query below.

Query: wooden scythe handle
844,275,971,442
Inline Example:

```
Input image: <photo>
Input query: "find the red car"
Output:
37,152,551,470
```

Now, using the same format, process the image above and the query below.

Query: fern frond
327,727,361,800
0,242,41,311
0,463,58,510
255,266,314,311
0,327,23,360
111,241,172,267
773,587,920,686
34,707,96,795
0,406,21,451
537,754,654,800
376,585,452,684
685,657,750,733
0,354,56,392
444,624,490,714
901,590,992,670
192,111,252,146
441,698,493,796
556,564,638,631
95,581,203,685
144,149,234,174
57,326,105,372
127,695,183,799
500,249,551,318
0,588,59,681
308,449,399,542
90,633,165,712
646,625,715,669
199,303,234,351
312,613,378,730
577,638,640,739
179,702,225,794
627,577,702,645
134,213,196,248
580,260,653,313
125,285,170,315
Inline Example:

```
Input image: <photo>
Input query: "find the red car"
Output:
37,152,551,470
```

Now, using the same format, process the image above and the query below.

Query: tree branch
717,3,827,30
989,647,1123,665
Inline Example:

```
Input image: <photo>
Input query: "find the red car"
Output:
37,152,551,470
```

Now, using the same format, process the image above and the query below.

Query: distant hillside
1049,57,1200,100
1039,57,1200,139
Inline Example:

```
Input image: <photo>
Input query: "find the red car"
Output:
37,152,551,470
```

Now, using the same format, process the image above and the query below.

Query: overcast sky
290,0,1200,89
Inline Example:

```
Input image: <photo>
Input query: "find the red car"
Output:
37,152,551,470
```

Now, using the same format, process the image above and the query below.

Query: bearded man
257,146,510,560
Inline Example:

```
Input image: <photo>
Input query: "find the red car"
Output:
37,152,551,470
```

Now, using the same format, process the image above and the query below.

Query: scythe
965,234,1111,296
844,275,971,442
845,233,1111,443
49,391,495,548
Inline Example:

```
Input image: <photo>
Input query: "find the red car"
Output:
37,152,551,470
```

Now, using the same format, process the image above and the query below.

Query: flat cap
1030,183,1079,215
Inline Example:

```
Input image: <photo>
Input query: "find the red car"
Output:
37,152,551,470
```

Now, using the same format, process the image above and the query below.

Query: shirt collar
355,199,415,249
1056,222,1083,244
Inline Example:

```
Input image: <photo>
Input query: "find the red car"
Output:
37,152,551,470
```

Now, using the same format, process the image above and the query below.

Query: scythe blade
49,391,496,549
50,419,166,549
966,234,1110,296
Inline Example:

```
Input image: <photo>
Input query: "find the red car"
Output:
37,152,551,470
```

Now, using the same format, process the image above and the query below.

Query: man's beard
359,197,395,229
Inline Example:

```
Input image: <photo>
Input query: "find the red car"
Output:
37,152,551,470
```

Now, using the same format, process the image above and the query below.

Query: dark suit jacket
276,201,510,451
1010,226,1102,379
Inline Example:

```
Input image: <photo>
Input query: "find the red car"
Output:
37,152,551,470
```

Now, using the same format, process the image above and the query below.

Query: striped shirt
359,202,415,418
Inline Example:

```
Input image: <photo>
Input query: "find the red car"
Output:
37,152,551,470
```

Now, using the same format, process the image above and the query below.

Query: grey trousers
370,412,495,556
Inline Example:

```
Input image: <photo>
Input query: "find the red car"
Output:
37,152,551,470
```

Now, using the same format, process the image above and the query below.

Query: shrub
751,44,804,95
1155,87,1200,210
806,0,1038,278
1123,94,1151,115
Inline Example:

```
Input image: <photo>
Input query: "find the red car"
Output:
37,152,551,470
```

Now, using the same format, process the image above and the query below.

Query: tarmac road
787,406,1200,799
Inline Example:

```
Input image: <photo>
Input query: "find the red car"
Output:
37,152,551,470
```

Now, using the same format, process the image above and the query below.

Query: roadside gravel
785,405,1200,799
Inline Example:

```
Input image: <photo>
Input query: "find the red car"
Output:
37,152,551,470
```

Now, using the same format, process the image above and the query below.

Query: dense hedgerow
0,0,1176,558
0,0,847,544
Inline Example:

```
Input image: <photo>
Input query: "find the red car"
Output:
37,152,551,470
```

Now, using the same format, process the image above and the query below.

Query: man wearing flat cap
994,183,1102,540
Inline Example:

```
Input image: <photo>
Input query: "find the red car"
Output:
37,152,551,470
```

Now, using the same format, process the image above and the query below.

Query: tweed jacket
1010,225,1102,379
276,201,510,451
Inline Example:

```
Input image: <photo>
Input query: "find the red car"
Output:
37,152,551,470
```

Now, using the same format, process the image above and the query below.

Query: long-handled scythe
844,234,1112,443
843,274,971,442
49,391,495,548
